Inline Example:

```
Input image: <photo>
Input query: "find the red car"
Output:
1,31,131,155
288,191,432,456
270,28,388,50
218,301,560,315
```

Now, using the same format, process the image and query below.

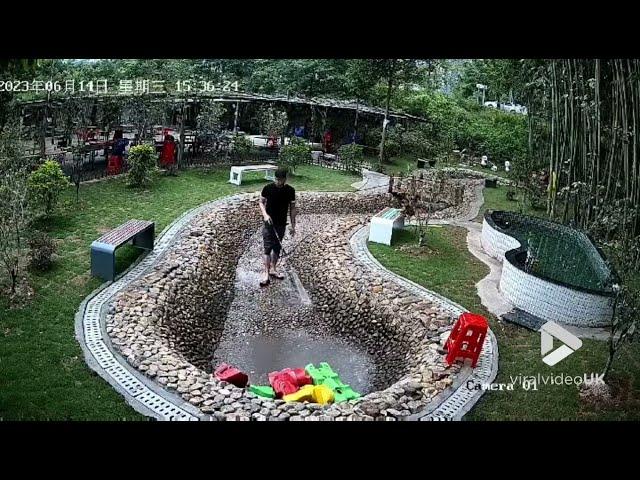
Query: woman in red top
107,129,128,175
159,134,177,175
323,129,333,153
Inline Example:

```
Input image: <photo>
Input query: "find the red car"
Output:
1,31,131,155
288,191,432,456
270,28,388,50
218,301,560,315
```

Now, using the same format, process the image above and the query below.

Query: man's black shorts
262,223,286,255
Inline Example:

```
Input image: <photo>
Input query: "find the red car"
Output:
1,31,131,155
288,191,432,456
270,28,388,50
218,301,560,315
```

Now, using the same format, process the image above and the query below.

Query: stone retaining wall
105,191,462,420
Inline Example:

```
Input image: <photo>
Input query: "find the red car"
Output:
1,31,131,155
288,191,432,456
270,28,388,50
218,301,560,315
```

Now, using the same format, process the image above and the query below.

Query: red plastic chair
445,313,488,368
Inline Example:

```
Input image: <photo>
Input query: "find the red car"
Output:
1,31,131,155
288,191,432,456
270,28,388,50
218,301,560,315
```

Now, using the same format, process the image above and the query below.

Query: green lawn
475,184,543,222
0,165,358,420
369,195,640,420
362,154,418,176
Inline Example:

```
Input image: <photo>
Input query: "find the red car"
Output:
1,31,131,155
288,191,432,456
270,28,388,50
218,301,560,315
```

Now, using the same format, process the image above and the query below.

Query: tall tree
455,59,526,104
377,59,420,163
0,59,39,130
345,60,384,133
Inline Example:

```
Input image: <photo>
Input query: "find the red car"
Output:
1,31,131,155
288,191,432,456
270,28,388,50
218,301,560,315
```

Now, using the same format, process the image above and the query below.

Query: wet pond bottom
212,327,376,394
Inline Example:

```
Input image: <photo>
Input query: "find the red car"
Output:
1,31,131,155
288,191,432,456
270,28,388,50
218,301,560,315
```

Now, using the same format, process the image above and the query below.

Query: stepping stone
502,308,545,331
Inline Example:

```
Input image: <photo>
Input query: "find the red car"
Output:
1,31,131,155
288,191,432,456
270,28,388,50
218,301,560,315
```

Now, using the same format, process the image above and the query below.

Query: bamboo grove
523,59,640,274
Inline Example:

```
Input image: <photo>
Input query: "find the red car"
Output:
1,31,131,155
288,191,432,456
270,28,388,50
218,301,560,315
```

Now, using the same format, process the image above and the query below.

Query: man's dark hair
275,167,288,179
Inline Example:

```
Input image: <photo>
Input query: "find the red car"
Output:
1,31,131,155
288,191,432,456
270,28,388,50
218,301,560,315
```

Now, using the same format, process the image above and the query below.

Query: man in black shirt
258,167,297,286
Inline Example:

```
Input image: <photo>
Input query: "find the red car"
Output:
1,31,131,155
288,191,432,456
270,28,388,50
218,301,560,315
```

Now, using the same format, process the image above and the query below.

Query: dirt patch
397,245,437,257
1,277,35,309
70,273,90,287
3,326,24,337
64,235,84,246
580,376,640,414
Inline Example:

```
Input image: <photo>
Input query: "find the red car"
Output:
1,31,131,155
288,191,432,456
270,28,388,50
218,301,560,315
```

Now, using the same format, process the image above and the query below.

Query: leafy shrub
338,143,364,174
258,106,288,137
196,100,224,135
401,92,471,154
397,91,528,164
279,141,311,173
456,109,527,162
27,159,71,215
232,135,256,158
28,230,56,271
363,127,382,148
386,125,407,154
127,144,157,187
403,127,436,160
371,160,384,173
380,137,400,161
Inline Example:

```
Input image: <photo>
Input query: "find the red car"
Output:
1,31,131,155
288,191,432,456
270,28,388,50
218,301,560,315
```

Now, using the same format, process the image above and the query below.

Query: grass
362,154,418,176
0,165,359,420
368,192,640,420
475,184,543,222
369,226,489,310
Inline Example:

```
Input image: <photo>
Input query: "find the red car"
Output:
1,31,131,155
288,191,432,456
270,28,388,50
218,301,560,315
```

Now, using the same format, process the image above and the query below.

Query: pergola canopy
17,91,427,122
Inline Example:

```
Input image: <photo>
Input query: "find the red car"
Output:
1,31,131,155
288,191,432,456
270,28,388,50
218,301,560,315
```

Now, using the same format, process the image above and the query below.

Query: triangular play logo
540,321,582,366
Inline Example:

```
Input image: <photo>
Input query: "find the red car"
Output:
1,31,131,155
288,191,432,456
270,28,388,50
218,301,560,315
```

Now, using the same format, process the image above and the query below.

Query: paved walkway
352,169,390,194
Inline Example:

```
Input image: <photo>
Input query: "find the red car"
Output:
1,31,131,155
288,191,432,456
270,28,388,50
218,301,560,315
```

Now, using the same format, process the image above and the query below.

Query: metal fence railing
300,153,373,174
36,146,281,183
24,143,376,184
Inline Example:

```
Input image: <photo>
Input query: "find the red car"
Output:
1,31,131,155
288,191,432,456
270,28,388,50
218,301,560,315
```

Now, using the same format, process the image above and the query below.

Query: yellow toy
311,385,334,405
282,384,335,404
283,384,315,402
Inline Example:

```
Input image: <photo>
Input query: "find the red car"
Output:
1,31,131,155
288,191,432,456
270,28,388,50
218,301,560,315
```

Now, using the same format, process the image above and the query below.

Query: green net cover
488,211,615,294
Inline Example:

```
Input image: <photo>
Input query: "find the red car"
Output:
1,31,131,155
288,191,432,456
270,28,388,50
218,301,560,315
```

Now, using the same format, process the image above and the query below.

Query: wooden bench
368,207,405,246
228,164,277,186
91,220,155,281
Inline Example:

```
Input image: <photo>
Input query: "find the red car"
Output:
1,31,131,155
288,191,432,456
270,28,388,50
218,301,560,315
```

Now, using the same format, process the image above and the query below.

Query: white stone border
480,218,521,261
350,226,499,421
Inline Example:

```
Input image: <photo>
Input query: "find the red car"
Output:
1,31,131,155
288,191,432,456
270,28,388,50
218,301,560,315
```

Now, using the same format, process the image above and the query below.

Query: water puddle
213,327,376,394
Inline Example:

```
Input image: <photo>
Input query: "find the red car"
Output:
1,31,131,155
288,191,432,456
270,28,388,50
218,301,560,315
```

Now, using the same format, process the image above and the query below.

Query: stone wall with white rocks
389,174,481,222
499,255,614,327
105,190,461,420
391,175,465,206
